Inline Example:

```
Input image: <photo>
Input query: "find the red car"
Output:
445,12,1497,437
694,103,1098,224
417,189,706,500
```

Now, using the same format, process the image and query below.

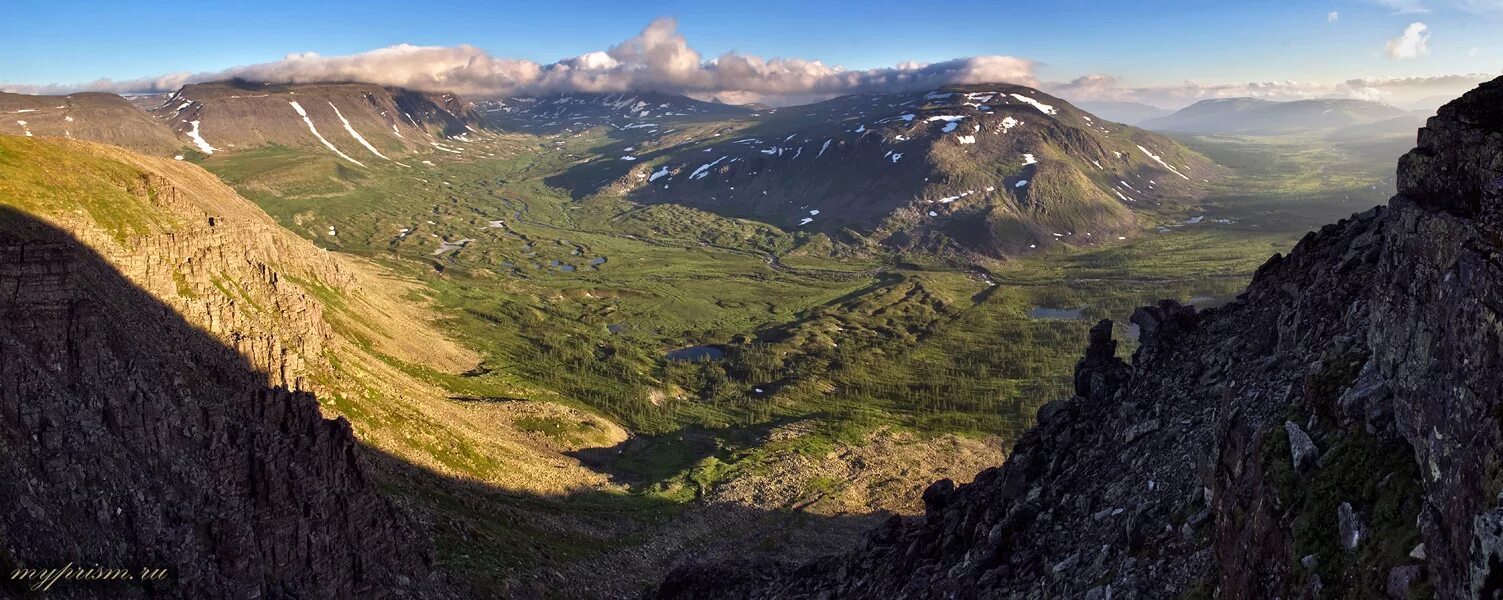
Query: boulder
1284,421,1318,471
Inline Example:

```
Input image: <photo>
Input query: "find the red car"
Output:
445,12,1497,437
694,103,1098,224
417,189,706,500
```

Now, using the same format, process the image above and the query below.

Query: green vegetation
0,136,164,241
192,121,1400,586
202,130,1320,442
1263,420,1426,598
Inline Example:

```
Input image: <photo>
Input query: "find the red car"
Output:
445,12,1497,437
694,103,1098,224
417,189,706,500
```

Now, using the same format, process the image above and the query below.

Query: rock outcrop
656,75,1503,600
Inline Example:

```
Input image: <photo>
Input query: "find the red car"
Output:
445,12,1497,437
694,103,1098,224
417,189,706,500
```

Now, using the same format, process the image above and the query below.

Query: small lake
664,345,724,362
1186,295,1232,309
431,238,475,256
1027,306,1087,320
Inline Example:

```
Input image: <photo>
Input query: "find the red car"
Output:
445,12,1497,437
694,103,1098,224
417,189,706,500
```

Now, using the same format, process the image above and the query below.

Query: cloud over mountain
1,18,1035,106
1046,72,1496,111
3,16,1490,112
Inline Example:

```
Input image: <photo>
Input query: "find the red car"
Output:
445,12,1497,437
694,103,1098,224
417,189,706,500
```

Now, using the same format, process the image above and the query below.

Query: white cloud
1369,0,1503,12
0,18,1036,106
1371,0,1432,13
1386,22,1431,59
1328,11,1341,21
1455,0,1503,12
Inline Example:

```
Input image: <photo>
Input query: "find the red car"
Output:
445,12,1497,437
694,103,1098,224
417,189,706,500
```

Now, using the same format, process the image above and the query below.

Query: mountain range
3,80,1219,260
4,69,1496,599
548,83,1216,257
1072,100,1175,125
1140,97,1427,137
478,91,754,134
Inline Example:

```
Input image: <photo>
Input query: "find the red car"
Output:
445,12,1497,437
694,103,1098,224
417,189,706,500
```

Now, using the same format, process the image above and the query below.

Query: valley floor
195,126,1397,596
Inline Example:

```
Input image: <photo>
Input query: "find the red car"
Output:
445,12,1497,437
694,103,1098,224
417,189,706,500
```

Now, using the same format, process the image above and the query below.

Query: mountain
656,76,1503,599
124,92,174,112
1141,97,1408,135
1073,100,1174,125
479,91,756,135
0,91,185,154
549,83,1216,258
148,80,495,161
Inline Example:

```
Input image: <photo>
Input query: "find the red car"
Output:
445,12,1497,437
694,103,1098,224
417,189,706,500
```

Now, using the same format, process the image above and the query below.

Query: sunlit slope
0,135,620,495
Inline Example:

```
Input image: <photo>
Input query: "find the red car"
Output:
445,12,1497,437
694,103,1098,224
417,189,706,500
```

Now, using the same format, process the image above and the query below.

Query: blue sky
1,0,1498,107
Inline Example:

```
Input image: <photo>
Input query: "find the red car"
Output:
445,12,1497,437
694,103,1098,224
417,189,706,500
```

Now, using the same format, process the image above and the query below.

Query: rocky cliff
657,76,1503,600
0,136,459,598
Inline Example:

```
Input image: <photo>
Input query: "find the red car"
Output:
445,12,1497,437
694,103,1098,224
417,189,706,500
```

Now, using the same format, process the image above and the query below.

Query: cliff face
658,77,1503,599
0,213,442,599
0,137,454,598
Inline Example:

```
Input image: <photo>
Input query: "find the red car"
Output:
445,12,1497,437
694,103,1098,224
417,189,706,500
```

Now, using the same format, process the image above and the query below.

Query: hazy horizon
3,1,1499,110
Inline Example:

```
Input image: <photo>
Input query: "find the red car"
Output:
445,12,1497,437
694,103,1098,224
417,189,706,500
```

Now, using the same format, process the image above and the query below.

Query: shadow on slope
0,206,881,599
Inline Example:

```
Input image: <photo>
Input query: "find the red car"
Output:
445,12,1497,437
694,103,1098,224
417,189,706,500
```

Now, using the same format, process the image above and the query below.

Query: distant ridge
150,81,495,162
1140,97,1409,135
1072,100,1173,125
0,91,184,154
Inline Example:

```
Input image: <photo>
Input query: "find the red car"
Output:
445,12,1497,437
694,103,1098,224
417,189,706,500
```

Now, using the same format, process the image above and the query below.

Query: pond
664,345,724,362
1186,295,1232,309
1027,306,1087,320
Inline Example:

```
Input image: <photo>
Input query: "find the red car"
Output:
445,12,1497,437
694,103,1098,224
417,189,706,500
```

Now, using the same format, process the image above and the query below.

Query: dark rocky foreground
658,76,1503,600
0,209,449,597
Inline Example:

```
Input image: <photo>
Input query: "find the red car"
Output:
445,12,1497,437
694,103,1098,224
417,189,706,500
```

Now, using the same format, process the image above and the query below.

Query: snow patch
185,120,215,154
289,101,364,167
925,115,965,133
1136,145,1191,180
691,156,728,180
1009,93,1057,115
329,102,388,160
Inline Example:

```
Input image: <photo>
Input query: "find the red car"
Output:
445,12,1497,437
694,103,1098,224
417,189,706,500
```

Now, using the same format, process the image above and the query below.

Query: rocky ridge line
656,74,1503,600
